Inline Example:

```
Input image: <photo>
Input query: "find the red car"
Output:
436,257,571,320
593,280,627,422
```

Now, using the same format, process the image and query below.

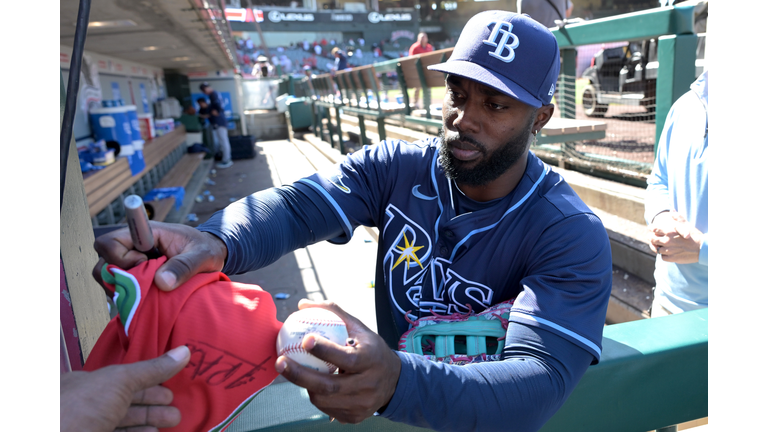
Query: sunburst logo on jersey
391,233,425,271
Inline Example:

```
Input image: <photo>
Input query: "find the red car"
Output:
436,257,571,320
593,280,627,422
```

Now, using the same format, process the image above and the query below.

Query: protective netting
538,69,656,184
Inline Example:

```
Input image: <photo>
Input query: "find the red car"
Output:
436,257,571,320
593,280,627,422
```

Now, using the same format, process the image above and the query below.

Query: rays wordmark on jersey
382,204,494,322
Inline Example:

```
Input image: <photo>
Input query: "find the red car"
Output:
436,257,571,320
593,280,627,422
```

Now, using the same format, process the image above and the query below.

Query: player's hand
648,211,704,264
275,299,401,424
93,221,228,292
60,345,190,432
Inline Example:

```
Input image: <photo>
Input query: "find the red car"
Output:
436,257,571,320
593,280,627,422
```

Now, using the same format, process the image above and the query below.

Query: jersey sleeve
197,185,345,275
381,322,593,432
510,212,612,364
293,139,427,244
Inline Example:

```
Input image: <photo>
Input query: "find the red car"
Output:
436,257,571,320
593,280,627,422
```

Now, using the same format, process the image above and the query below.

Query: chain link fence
537,51,657,186
534,36,705,186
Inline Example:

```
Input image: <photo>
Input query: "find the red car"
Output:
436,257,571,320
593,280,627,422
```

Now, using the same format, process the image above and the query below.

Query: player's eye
446,88,465,104
486,102,506,111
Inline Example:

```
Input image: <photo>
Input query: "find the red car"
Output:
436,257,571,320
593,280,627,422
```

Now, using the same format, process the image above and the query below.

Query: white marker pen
124,194,162,259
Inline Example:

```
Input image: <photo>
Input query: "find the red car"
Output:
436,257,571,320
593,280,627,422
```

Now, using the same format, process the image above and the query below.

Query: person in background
177,105,203,148
645,70,708,317
199,83,233,169
408,32,435,109
517,0,568,28
280,55,293,74
196,98,209,125
303,65,316,96
332,47,349,72
253,55,276,78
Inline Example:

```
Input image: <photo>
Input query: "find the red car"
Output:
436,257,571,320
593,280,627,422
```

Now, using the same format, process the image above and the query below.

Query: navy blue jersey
207,90,228,127
293,138,612,363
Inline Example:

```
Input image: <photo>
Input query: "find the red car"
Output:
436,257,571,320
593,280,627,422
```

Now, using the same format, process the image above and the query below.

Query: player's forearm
381,324,592,432
197,185,344,275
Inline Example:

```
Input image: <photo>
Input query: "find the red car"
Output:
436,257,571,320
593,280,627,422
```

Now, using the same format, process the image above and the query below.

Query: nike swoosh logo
412,185,437,201
330,175,351,193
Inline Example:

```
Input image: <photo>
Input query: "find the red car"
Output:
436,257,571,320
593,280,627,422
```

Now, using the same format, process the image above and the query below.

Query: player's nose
451,103,481,135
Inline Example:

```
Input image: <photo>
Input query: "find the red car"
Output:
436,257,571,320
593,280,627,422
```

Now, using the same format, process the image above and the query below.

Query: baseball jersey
84,257,282,432
291,138,612,363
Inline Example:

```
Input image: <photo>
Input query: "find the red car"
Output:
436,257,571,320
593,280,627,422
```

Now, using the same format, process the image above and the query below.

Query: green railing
230,309,707,432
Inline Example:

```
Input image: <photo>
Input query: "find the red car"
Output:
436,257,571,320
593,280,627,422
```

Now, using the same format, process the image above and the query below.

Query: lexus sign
267,10,314,22
367,12,412,23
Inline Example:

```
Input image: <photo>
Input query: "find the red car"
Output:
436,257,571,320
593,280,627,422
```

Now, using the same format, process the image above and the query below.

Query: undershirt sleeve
381,322,592,432
197,185,345,275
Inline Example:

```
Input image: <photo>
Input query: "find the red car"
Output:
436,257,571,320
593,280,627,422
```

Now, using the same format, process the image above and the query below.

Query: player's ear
532,104,554,134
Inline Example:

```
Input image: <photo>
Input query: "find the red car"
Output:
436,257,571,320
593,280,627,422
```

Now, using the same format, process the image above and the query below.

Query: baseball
276,308,348,373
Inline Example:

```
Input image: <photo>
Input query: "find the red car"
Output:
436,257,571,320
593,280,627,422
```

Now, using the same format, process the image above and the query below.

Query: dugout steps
293,117,656,324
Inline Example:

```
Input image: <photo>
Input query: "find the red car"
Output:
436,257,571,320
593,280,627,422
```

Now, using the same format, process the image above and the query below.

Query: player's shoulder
530,156,598,220
346,137,439,170
367,137,439,156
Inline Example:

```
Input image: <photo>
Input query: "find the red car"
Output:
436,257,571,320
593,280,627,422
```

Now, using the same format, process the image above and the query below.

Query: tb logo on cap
483,21,519,63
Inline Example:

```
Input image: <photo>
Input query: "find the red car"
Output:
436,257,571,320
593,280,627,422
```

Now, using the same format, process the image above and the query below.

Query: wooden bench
143,152,205,222
335,65,409,147
306,74,343,148
82,126,205,226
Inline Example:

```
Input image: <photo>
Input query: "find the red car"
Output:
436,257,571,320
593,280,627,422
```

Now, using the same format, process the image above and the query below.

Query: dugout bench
230,308,707,432
83,126,205,227
307,64,410,152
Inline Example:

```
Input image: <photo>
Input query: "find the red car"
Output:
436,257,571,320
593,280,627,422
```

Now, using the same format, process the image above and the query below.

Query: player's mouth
448,140,483,161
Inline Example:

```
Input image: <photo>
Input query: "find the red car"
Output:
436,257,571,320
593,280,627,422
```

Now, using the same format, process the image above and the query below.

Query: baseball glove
397,299,514,365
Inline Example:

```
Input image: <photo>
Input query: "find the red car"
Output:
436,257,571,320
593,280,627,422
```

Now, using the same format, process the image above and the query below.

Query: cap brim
428,60,542,108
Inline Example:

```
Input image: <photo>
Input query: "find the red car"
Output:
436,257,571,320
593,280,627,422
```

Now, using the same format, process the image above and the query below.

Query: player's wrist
375,349,404,416
202,231,229,268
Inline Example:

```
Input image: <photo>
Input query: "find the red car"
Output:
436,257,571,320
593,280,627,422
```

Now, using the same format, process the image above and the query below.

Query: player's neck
456,156,528,202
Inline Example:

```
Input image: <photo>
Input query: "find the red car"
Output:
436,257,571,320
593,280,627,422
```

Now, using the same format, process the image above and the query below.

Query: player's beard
438,114,535,187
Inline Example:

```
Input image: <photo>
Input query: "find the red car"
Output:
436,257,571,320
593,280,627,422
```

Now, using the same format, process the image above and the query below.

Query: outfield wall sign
226,7,414,25
267,11,314,22
367,12,412,23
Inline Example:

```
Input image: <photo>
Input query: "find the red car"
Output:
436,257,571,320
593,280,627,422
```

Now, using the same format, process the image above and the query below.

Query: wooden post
60,71,110,369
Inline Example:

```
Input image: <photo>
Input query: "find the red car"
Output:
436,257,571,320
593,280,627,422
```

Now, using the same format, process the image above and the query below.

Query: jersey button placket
440,230,454,257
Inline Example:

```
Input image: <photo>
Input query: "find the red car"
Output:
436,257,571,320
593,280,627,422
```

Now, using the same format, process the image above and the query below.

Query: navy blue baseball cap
428,11,560,107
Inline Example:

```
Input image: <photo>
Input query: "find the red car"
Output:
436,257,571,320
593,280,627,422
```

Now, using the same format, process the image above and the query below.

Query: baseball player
94,11,612,431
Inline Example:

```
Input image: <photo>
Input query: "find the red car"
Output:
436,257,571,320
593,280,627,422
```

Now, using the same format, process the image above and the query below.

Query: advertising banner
226,7,415,30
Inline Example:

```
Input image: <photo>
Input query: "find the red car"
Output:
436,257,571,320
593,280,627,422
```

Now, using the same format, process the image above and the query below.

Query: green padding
228,382,433,432
539,308,708,432
231,310,707,432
